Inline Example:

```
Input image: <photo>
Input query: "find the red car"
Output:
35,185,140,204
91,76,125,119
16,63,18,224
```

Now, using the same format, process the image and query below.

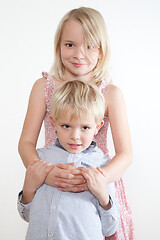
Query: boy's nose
70,129,80,140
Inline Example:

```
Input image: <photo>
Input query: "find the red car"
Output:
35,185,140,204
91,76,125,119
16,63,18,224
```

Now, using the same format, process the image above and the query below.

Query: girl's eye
66,43,73,47
62,125,70,129
87,45,94,50
81,126,89,130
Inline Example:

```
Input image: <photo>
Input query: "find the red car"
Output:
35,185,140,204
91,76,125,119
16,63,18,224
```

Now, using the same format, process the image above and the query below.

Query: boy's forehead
59,109,93,122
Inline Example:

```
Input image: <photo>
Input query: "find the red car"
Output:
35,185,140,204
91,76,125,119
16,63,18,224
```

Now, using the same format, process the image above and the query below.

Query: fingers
56,163,82,176
78,166,97,173
54,171,75,179
81,170,94,184
28,159,54,177
59,183,88,192
80,166,101,184
97,167,104,176
55,182,75,189
80,166,98,176
54,169,82,179
56,162,75,170
70,168,82,175
55,176,86,187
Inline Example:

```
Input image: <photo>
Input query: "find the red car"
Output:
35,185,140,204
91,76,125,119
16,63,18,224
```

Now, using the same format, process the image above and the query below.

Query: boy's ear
49,116,56,129
95,120,104,135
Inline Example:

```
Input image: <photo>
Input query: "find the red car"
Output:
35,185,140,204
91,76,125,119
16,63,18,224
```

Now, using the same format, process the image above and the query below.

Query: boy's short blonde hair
50,80,105,124
51,7,111,86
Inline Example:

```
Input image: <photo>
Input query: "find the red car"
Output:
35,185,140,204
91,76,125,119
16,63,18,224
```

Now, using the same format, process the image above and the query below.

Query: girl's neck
52,72,94,90
62,71,92,83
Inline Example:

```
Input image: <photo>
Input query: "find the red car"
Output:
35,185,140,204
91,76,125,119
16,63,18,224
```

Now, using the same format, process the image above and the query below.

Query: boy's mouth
68,143,82,149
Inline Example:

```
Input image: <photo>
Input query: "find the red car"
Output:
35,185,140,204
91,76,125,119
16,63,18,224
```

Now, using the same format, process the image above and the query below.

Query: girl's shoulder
42,72,56,88
41,72,61,111
104,83,125,116
30,73,53,95
42,72,63,89
104,83,123,98
30,76,46,97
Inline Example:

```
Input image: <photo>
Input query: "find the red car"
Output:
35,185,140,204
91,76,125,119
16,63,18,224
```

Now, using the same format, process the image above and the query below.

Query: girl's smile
60,20,100,81
72,62,86,67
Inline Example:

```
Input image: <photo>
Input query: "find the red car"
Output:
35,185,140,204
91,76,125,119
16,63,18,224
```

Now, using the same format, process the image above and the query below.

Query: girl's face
60,20,100,81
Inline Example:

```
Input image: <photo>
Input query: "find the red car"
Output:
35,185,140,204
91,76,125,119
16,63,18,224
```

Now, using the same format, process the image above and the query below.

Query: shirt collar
55,138,97,153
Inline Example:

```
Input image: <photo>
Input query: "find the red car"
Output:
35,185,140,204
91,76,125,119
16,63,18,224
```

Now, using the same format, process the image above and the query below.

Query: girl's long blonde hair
50,7,111,86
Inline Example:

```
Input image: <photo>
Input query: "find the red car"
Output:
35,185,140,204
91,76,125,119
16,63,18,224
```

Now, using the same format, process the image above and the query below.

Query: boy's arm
80,166,120,236
97,181,120,236
17,191,31,222
17,160,53,222
80,166,110,209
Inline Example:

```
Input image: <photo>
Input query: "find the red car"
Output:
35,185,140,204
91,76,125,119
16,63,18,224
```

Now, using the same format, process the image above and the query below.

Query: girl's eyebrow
62,40,74,43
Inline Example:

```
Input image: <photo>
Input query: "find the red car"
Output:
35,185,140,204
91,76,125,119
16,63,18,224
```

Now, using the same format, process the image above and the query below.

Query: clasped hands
45,162,108,195
22,160,110,208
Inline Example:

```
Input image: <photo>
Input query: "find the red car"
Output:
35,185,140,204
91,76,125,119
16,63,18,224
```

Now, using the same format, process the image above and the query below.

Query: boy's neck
55,138,96,153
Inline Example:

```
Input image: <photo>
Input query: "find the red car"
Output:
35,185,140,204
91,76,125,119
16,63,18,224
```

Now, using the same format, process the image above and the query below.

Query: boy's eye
62,125,70,129
81,126,89,130
66,43,73,47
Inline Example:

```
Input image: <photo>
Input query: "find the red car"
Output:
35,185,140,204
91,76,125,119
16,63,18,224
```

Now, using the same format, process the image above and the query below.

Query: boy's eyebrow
59,122,70,125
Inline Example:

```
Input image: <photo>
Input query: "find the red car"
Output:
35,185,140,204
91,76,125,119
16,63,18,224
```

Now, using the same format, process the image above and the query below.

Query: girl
18,7,135,240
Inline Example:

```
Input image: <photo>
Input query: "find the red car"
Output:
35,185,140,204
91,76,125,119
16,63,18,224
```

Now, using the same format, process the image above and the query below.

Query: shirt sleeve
17,191,31,222
97,182,120,237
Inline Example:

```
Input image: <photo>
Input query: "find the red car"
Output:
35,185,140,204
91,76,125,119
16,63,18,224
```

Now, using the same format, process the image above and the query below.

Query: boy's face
50,112,103,154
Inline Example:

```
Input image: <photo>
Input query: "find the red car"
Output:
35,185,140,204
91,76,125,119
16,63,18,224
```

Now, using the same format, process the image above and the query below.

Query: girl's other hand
21,159,54,204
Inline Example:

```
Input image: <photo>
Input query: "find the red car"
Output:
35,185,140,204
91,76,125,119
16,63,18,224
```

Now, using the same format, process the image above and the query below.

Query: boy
18,80,119,240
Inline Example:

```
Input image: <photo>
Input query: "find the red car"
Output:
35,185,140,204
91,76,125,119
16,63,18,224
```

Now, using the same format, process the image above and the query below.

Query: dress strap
99,78,109,94
42,72,56,112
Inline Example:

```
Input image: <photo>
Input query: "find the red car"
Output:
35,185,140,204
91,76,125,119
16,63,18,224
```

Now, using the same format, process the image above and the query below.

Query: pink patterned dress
42,72,136,240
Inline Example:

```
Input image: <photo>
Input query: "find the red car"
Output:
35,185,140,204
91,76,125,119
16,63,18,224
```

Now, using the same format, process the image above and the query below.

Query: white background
0,0,160,239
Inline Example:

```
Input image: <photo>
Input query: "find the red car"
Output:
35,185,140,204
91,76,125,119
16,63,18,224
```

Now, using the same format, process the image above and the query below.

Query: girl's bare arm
102,84,133,183
18,78,46,168
18,78,85,190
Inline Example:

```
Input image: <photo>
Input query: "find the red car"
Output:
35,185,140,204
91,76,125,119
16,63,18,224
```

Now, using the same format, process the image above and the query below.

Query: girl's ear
98,48,102,59
49,116,56,130
95,120,104,135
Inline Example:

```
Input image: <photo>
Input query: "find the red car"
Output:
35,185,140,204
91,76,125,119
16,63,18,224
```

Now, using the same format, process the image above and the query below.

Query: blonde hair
50,7,111,86
50,80,105,124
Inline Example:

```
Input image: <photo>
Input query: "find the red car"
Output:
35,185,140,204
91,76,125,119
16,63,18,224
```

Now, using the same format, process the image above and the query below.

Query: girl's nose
74,46,85,59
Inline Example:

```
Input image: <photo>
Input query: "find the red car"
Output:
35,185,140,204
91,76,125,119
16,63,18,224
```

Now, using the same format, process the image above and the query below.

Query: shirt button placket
51,205,56,211
48,189,60,239
48,232,54,238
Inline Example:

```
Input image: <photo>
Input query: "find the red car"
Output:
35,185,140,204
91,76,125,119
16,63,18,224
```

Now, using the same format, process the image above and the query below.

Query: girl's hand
45,163,88,192
80,166,111,209
21,160,54,204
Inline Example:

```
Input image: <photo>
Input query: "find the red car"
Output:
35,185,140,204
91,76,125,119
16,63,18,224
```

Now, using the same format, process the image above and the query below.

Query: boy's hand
21,160,54,204
80,166,111,210
45,163,88,192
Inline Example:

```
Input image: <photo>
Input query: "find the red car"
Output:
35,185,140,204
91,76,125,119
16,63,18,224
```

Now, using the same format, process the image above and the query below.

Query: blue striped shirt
17,141,119,240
